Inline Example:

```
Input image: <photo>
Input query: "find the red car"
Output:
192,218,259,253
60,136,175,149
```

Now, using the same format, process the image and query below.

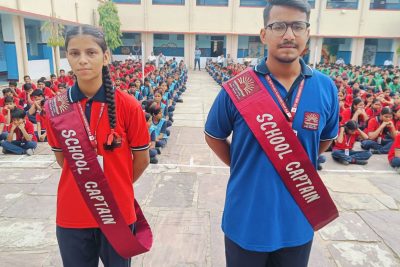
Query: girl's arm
132,150,150,183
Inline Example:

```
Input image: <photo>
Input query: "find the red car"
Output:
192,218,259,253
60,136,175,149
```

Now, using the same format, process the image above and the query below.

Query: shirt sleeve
126,98,150,151
320,80,339,141
45,113,62,152
204,89,234,140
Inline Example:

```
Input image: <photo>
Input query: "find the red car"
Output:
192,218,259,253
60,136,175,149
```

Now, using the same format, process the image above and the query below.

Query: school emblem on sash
48,93,71,117
302,112,320,130
229,73,259,101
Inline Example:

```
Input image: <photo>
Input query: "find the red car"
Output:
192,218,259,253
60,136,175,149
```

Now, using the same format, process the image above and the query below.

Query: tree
98,0,123,58
41,20,65,75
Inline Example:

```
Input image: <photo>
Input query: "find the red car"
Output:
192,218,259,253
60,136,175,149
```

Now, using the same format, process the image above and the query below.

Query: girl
45,25,150,266
341,98,369,128
361,107,397,154
332,120,371,165
149,103,169,148
153,88,173,127
128,82,144,103
145,112,159,164
392,105,400,131
365,98,382,118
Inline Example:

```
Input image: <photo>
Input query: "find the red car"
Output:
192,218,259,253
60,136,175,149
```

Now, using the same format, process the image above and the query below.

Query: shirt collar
68,83,107,103
254,56,313,77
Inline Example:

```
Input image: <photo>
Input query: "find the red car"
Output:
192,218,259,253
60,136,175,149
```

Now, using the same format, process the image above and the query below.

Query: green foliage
396,46,400,56
41,20,65,47
98,1,123,51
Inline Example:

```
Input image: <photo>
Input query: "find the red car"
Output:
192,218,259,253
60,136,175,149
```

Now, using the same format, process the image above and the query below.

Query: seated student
35,99,47,142
341,97,369,128
366,98,382,118
145,113,159,164
149,103,169,148
19,83,35,109
28,89,45,118
153,88,172,127
1,108,37,155
57,83,67,95
0,112,7,142
23,75,37,90
2,96,20,125
388,133,400,172
0,88,19,108
142,78,154,100
128,82,144,104
57,69,71,85
66,70,75,87
361,107,397,154
8,81,22,97
37,79,55,99
332,120,372,165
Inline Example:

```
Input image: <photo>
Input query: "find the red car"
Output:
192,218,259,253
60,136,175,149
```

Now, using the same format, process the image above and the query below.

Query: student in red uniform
1,108,37,155
46,25,150,267
361,107,397,154
366,98,382,118
57,69,71,85
0,112,7,142
332,120,371,165
393,105,400,131
23,75,37,90
9,81,22,97
0,88,19,108
388,133,400,171
2,96,20,125
341,98,369,128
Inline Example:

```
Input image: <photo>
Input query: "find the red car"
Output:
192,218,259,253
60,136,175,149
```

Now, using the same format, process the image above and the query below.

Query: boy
0,112,7,142
1,108,37,155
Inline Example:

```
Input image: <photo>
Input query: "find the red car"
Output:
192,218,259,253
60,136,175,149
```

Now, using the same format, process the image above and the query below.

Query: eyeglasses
266,21,310,37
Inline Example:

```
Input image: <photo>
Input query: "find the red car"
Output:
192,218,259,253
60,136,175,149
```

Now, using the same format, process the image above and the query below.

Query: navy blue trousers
56,224,134,267
225,236,312,267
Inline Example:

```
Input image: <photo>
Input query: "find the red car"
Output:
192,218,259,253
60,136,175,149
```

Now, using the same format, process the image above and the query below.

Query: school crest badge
228,72,259,101
47,93,72,117
302,112,320,130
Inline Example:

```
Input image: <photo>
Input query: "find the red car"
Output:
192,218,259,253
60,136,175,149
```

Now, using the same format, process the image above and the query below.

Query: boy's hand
17,122,25,129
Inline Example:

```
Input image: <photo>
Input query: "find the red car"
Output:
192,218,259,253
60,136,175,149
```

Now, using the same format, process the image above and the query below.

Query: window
240,0,315,8
152,0,185,5
326,0,359,9
370,0,400,10
197,0,228,6
240,0,267,7
113,0,140,3
154,34,170,40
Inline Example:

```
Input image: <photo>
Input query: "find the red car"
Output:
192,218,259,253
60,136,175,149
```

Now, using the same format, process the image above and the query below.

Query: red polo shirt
7,119,37,142
36,112,47,130
333,131,360,150
388,134,400,162
46,88,149,228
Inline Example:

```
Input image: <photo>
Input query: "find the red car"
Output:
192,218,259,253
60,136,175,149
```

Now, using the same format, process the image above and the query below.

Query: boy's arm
54,151,64,168
205,135,231,166
19,124,32,141
6,124,16,142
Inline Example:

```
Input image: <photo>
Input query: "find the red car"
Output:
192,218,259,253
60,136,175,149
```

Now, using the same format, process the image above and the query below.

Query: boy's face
34,95,44,102
12,118,24,125
51,77,57,82
58,87,66,94
5,102,15,110
24,77,31,83
38,82,45,89
60,70,65,76
5,92,12,97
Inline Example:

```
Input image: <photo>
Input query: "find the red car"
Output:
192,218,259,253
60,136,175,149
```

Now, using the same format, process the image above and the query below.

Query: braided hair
65,25,119,149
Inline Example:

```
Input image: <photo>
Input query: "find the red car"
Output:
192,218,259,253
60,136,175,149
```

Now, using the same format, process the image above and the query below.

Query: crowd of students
206,58,400,172
0,57,188,164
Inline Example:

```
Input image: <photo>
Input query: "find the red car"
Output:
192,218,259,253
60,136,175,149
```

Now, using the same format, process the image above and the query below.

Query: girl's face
67,35,109,83
372,102,381,110
154,92,162,103
355,102,365,110
381,113,393,122
135,80,141,87
395,109,400,119
338,92,344,100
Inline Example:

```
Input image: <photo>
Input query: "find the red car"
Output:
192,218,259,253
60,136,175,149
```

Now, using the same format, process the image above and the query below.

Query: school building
0,0,399,82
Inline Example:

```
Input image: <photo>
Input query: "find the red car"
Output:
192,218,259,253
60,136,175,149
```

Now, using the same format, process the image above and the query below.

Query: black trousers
56,224,134,267
225,236,313,267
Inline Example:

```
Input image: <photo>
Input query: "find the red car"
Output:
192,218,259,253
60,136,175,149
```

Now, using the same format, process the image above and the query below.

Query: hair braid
102,66,116,130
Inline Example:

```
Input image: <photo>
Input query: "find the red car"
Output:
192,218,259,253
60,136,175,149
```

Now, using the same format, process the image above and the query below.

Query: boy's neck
266,56,301,80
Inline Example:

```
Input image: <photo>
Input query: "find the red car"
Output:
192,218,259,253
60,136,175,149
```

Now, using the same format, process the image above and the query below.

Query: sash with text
222,68,338,231
45,93,152,259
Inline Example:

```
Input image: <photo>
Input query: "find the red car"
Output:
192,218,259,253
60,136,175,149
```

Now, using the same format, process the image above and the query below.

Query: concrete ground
0,70,399,267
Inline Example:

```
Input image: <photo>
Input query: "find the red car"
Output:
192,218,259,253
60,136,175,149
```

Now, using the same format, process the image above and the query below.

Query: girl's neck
77,77,102,98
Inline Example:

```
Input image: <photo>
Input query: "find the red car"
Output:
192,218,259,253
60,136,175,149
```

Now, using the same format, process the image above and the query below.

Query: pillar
226,34,238,62
185,33,195,69
350,38,365,66
392,38,400,66
308,36,323,66
142,32,153,61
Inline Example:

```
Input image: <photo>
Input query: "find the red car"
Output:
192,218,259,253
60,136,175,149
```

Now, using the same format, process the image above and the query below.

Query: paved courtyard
0,70,400,266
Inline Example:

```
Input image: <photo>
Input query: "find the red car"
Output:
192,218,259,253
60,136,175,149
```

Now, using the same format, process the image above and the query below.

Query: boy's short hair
4,96,15,104
31,89,44,98
2,88,12,95
50,74,56,78
9,81,17,87
23,75,30,79
45,81,52,87
345,120,358,131
11,108,26,120
23,83,32,91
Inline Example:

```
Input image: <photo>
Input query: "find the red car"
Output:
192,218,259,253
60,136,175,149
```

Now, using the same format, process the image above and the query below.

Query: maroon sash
45,93,152,259
222,68,338,231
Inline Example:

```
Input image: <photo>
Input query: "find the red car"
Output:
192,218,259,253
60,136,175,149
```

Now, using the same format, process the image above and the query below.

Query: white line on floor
322,169,396,174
